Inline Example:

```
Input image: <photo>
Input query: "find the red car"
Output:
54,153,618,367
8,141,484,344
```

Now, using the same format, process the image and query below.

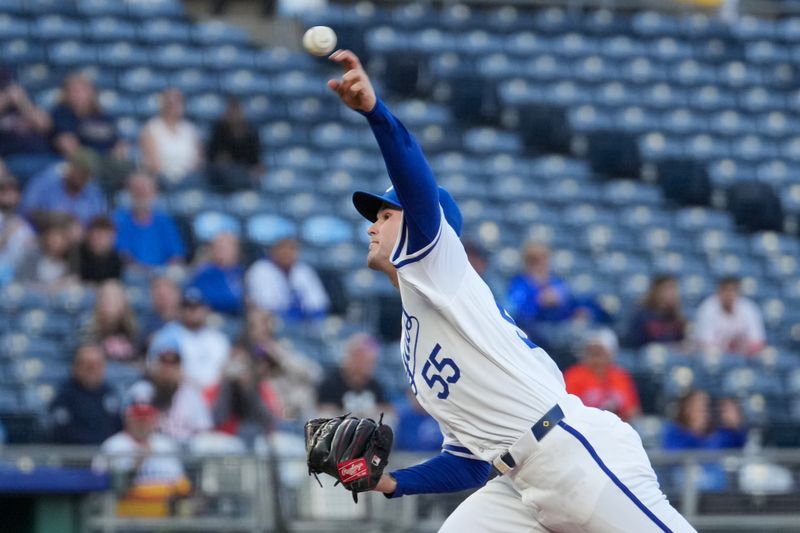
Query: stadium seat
193,21,249,46
1,40,45,65
119,67,169,94
301,215,354,246
99,42,150,68
48,40,97,67
192,211,241,242
246,214,296,246
34,15,84,41
139,18,192,43
86,16,137,42
151,43,205,69
126,0,185,19
78,0,128,17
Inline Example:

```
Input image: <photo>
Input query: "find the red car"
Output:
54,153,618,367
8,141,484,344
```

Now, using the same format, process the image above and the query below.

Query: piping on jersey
557,421,673,533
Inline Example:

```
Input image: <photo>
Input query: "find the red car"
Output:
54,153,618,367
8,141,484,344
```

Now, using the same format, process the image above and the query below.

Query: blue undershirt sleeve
385,452,492,499
361,99,441,255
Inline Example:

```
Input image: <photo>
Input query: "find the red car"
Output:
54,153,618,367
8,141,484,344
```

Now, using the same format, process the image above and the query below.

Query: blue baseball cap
352,186,463,236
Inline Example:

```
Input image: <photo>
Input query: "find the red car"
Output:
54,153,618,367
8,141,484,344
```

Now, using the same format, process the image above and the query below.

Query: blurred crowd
0,66,765,500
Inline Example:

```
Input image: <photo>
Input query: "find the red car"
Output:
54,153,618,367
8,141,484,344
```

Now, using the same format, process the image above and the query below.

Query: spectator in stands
209,343,281,444
72,215,122,283
506,242,575,326
317,333,392,418
82,280,139,364
694,277,766,355
394,391,443,452
21,148,107,226
139,88,203,187
564,329,640,422
51,72,130,190
138,338,213,443
188,231,244,315
16,213,78,291
0,67,58,183
207,96,262,192
150,287,230,393
0,171,35,284
662,390,747,491
139,275,182,349
96,381,191,501
663,390,748,450
623,274,687,349
240,306,322,421
245,237,330,321
49,344,123,445
114,171,185,268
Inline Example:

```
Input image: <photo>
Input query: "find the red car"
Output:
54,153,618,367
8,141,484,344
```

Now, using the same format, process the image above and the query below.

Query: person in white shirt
0,171,35,283
694,276,766,356
245,237,330,321
139,88,203,187
150,287,230,392
139,338,213,443
95,382,190,499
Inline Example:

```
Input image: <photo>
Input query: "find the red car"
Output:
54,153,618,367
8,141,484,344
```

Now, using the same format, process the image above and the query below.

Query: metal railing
1,445,799,532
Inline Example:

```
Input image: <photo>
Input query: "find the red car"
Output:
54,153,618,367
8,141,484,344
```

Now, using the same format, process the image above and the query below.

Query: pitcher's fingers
350,81,364,95
329,49,361,71
327,79,341,91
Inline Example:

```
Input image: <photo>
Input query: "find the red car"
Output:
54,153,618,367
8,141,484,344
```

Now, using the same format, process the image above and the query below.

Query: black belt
492,404,565,477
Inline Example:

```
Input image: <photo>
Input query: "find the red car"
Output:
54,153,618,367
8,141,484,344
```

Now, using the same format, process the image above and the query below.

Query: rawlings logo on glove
304,414,394,502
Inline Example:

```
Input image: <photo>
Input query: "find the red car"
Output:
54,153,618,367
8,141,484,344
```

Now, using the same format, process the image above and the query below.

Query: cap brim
352,191,402,222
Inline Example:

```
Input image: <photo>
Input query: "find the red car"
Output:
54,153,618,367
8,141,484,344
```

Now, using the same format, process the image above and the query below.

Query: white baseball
303,26,337,57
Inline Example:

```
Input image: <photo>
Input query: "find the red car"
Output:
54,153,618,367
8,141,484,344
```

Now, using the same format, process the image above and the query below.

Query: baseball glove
304,413,393,502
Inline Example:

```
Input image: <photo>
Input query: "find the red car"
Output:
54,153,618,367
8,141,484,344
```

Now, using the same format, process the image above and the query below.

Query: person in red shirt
564,329,641,421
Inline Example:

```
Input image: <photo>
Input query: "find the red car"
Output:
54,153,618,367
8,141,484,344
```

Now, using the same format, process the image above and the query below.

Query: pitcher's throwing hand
327,50,377,114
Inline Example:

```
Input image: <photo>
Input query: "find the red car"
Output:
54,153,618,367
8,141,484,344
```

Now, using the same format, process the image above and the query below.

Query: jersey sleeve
392,207,470,300
363,99,441,255
439,422,481,460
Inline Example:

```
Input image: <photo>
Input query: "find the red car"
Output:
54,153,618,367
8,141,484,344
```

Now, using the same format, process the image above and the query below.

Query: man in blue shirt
21,149,107,226
188,231,244,315
114,171,185,267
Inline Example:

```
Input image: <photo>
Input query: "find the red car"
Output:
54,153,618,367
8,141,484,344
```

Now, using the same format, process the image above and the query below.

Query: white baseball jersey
393,208,567,462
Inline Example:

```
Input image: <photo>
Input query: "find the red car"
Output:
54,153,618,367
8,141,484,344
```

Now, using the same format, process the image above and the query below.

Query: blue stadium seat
271,71,327,97
708,159,756,186
757,159,796,186
119,67,169,93
151,43,204,69
132,92,160,119
568,104,613,133
504,31,551,56
168,189,224,217
186,93,225,121
271,147,327,173
48,40,97,67
310,122,368,150
690,85,736,110
750,232,800,257
633,11,680,37
192,211,241,242
639,132,685,161
709,110,753,137
254,47,316,73
486,6,533,33
78,0,127,17
651,37,694,62
168,68,216,95
219,69,267,96
205,45,256,70
99,42,150,68
98,90,137,116
573,55,617,84
733,15,778,41
34,15,83,41
192,21,249,46
243,94,287,122
533,7,578,35
126,0,184,19
301,215,353,246
583,9,631,36
759,111,797,139
0,0,23,15
463,127,523,155
614,106,659,134
718,61,762,88
642,83,688,109
86,16,137,42
739,86,786,113
440,3,479,31
661,108,707,135
1,40,45,65
329,149,383,174
139,18,192,44
458,30,505,55
684,134,730,161
732,134,779,162
746,40,790,64
260,122,308,149
600,35,640,60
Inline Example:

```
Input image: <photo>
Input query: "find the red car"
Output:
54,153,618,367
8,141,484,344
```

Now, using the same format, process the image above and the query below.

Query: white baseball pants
439,395,697,533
